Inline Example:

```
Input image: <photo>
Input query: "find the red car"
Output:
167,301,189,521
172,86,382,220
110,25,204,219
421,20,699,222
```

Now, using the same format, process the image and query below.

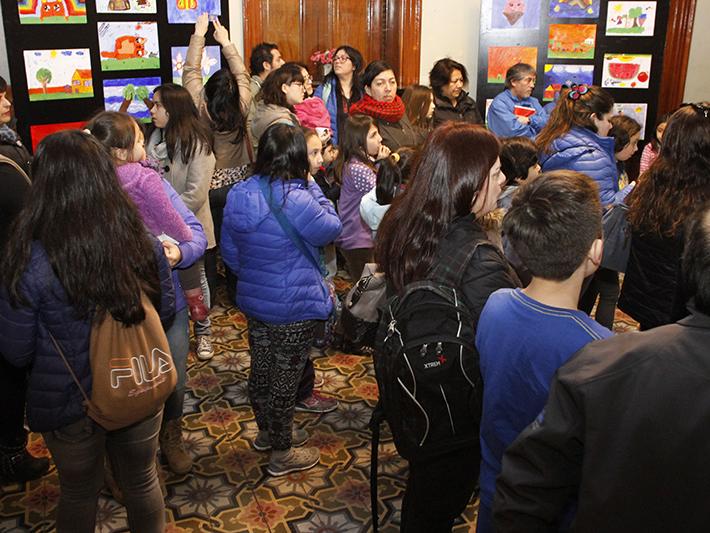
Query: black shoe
0,446,50,483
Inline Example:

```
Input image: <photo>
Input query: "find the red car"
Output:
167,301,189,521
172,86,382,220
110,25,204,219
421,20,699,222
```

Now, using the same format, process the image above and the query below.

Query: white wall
683,0,710,103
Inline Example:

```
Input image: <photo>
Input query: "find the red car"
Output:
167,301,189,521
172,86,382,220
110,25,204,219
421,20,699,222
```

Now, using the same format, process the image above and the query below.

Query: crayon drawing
613,102,648,139
488,46,537,84
98,21,160,71
606,2,657,37
487,0,541,30
103,77,161,123
542,64,594,101
171,46,221,84
96,0,156,14
602,53,652,89
18,0,86,24
549,0,599,19
548,24,596,59
24,48,93,101
30,121,86,151
167,0,221,24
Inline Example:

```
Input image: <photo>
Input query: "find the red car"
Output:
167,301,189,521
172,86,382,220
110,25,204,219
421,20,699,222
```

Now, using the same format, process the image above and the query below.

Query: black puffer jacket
433,92,483,128
0,134,32,246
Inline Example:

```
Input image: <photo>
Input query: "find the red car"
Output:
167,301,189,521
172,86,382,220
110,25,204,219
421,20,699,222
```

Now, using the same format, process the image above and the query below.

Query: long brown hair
536,86,614,154
628,103,710,237
402,84,433,130
375,123,500,293
334,114,376,183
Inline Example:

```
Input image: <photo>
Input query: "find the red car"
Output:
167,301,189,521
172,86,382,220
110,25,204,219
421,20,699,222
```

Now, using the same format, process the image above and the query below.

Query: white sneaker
196,335,214,361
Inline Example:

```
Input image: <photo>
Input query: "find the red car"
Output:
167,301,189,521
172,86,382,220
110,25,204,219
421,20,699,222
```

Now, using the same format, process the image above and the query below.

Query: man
494,203,710,532
247,42,285,151
487,63,547,139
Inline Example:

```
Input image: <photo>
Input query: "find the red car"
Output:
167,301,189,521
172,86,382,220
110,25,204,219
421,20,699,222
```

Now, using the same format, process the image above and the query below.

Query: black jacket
433,92,483,129
493,309,710,533
0,138,32,246
377,113,426,152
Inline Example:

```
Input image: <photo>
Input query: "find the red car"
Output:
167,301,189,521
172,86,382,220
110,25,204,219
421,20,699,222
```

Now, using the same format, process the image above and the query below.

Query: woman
251,63,305,148
619,103,710,330
376,123,519,532
639,112,670,174
221,124,342,476
429,58,482,127
401,84,434,138
350,60,426,151
0,131,175,533
314,45,364,145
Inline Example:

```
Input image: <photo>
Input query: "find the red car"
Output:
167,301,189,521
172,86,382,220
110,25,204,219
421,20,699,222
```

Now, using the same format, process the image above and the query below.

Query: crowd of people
1,16,710,532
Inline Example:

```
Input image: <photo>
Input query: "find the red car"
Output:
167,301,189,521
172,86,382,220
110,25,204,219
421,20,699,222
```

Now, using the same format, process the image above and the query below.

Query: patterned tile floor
0,278,639,532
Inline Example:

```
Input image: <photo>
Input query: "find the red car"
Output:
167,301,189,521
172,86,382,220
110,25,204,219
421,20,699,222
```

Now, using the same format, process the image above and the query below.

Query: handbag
49,292,176,431
600,202,631,272
340,263,387,350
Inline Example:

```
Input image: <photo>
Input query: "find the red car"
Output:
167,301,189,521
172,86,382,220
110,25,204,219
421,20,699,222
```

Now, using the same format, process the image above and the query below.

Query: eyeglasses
290,81,304,87
333,55,351,63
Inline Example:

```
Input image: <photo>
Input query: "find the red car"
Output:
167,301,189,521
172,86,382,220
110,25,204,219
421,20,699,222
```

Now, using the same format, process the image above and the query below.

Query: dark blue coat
221,175,342,324
0,238,175,432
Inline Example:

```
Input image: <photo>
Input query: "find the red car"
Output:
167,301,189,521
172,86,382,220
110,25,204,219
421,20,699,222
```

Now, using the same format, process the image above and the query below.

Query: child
87,111,209,322
474,171,613,533
609,114,641,195
497,136,540,210
639,112,669,174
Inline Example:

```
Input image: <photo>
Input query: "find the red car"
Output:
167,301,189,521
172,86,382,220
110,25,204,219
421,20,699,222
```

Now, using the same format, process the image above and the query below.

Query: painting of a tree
36,68,52,94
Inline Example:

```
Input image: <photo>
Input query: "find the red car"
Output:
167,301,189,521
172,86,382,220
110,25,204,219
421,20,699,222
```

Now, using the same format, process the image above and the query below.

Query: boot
0,440,50,483
184,288,209,322
159,418,192,475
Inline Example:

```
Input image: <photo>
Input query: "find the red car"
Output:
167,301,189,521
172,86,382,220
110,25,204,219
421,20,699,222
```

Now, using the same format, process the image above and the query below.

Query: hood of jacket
251,102,299,143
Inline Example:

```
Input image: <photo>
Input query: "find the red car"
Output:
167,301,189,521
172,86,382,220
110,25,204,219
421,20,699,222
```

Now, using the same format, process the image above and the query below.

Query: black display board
1,0,230,149
477,1,669,141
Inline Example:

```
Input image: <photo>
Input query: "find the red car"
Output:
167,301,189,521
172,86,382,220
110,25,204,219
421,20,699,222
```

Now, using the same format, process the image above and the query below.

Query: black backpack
369,241,487,531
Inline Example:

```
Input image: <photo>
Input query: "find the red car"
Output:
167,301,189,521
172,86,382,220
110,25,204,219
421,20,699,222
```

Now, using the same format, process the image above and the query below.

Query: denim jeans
163,307,189,421
42,411,164,533
193,257,212,337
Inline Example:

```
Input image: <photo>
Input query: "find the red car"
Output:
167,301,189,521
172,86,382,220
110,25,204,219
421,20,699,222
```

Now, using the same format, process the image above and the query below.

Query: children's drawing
542,64,594,101
487,0,541,30
613,102,648,139
488,46,538,84
98,21,160,71
30,121,86,151
548,24,596,59
103,77,161,123
602,53,652,89
18,0,86,24
549,0,599,18
606,2,657,37
167,0,220,24
96,0,156,14
171,46,221,84
24,48,93,101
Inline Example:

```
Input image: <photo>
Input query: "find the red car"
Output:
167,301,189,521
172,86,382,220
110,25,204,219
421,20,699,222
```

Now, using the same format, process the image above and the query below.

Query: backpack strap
430,239,489,289
48,332,92,406
0,153,31,186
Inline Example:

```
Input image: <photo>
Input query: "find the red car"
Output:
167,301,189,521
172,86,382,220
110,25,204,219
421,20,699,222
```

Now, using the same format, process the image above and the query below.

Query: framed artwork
486,0,541,30
23,48,93,101
602,53,652,89
18,0,86,24
29,121,86,150
548,24,596,59
606,2,657,37
96,0,157,14
542,64,594,101
103,77,161,123
613,102,648,138
167,0,221,24
98,21,160,71
171,45,221,84
488,46,538,84
549,0,599,18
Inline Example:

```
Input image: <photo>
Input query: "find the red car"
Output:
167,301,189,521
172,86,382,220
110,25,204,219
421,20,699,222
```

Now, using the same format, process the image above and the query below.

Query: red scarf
350,94,405,123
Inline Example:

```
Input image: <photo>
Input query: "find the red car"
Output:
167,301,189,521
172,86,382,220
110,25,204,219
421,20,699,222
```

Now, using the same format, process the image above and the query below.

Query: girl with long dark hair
0,131,175,533
314,45,364,145
376,123,518,531
221,124,341,476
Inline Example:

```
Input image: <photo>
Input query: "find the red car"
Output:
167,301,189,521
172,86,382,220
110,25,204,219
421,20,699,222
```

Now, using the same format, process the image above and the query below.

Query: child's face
306,135,324,176
656,122,667,143
366,124,383,157
616,132,641,162
130,122,146,162
323,144,338,165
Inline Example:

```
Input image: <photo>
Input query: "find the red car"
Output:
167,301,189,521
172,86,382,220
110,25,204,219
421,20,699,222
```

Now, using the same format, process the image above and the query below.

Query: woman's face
656,121,667,143
366,69,397,103
365,124,383,157
427,94,435,119
616,132,641,162
0,91,12,125
306,134,324,175
300,68,314,97
333,49,355,78
441,69,465,102
282,79,305,106
593,111,614,137
472,157,506,217
150,91,169,129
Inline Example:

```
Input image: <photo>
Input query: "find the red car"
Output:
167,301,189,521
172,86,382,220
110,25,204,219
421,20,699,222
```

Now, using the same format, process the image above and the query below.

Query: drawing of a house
72,69,92,93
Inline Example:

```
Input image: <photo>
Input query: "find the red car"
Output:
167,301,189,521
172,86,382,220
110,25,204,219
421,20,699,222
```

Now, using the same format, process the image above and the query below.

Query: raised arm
183,14,210,110
213,18,252,115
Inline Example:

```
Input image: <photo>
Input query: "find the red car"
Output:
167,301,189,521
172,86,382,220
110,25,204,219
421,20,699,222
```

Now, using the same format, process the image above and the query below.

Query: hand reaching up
194,13,209,37
213,18,230,47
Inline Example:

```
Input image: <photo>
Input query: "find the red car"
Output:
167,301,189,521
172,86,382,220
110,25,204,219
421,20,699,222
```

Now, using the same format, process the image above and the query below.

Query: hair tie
82,128,92,135
390,152,401,164
567,83,589,101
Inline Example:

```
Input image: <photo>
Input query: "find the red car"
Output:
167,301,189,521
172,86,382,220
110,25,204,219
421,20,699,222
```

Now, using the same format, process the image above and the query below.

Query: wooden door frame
659,0,697,114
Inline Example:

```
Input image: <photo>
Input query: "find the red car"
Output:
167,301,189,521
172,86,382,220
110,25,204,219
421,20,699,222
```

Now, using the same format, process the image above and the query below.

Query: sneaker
196,335,214,361
313,372,325,388
295,390,338,413
253,428,309,451
267,446,320,476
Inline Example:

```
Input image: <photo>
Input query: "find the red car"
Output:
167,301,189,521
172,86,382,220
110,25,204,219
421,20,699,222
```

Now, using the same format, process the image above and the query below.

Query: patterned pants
247,318,316,450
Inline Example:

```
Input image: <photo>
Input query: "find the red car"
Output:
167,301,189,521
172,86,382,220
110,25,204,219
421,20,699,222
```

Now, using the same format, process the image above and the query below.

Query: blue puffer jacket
221,174,342,324
539,126,620,206
0,238,175,433
314,77,339,144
